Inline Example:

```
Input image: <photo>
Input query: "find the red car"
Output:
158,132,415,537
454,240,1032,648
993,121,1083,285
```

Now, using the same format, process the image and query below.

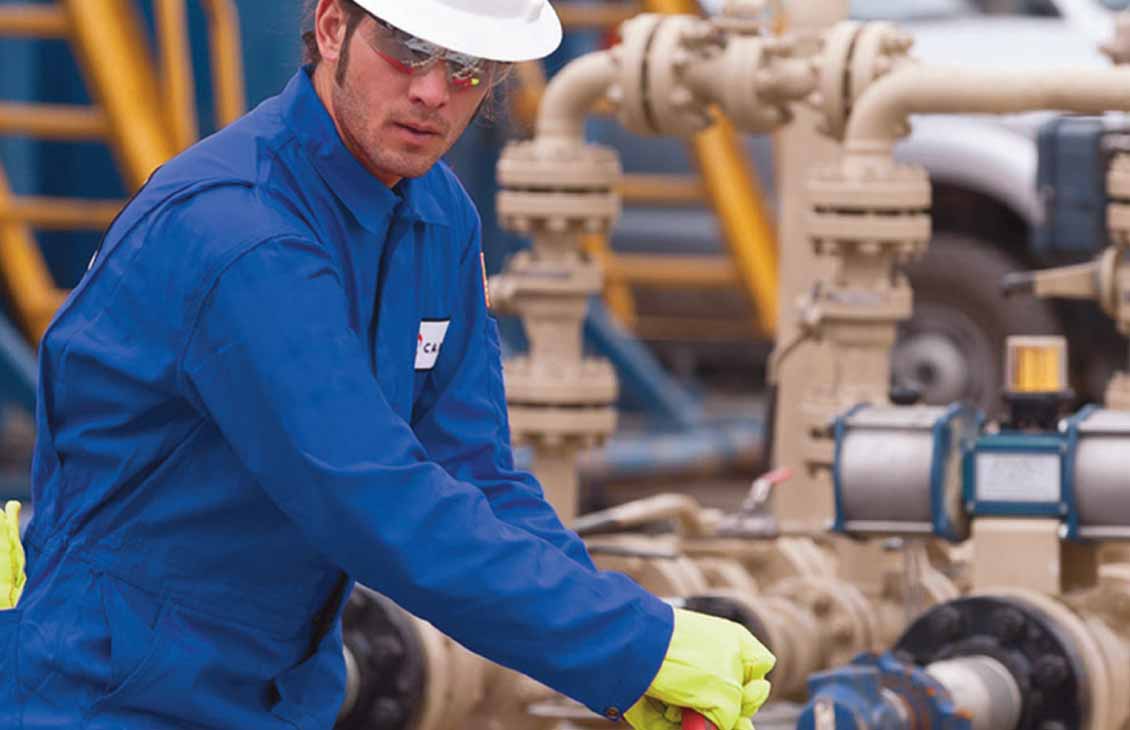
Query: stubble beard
332,75,446,183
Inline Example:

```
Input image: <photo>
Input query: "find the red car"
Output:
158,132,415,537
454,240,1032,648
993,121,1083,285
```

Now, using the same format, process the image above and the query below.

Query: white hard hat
353,0,563,63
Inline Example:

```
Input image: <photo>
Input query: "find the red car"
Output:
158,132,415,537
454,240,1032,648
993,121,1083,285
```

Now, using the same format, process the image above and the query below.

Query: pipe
509,418,762,482
574,418,762,482
926,656,1022,730
532,445,582,524
534,50,618,143
571,493,715,538
845,65,1130,165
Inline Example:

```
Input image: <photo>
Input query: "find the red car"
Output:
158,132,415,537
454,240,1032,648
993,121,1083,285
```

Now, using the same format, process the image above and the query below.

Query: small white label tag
415,320,450,371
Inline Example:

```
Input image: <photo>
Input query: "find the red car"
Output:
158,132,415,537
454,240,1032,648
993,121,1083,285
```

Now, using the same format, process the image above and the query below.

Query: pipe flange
1107,153,1130,200
497,140,621,190
770,576,880,667
685,32,802,134
610,13,666,135
810,21,912,140
508,404,618,447
497,253,603,291
643,16,725,137
752,594,824,698
339,587,428,730
808,162,931,260
849,22,911,125
590,541,710,596
1108,154,1130,246
696,589,827,700
503,357,618,404
811,21,859,139
1107,204,1130,247
497,141,622,236
497,192,621,236
808,161,931,208
895,595,1087,730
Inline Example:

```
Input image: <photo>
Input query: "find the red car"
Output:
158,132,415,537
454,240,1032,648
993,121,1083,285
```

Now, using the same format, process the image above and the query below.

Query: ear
315,0,350,65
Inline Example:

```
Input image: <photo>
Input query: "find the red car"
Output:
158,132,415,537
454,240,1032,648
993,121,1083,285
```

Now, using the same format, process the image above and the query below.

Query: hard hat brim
351,1,563,63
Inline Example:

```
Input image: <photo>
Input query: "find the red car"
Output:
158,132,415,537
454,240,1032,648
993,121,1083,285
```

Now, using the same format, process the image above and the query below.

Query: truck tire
892,233,1061,413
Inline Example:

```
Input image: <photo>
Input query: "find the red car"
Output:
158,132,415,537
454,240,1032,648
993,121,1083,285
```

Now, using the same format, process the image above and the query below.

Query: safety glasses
362,15,501,91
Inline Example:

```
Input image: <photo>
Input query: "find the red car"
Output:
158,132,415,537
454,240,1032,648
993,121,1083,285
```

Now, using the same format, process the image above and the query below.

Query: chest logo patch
416,320,451,371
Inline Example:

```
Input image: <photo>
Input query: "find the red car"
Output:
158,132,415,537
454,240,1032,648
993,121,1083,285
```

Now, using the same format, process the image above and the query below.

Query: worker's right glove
625,608,775,730
0,501,25,609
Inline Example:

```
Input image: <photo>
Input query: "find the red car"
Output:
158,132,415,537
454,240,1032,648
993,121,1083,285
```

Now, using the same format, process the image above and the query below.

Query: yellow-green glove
625,608,775,730
0,501,25,609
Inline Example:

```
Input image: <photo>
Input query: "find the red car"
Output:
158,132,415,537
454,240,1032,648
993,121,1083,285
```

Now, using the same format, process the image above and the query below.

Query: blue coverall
1,68,673,730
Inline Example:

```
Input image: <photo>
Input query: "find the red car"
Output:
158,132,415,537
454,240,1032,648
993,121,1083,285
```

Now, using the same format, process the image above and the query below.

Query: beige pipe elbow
534,50,618,144
844,65,1130,169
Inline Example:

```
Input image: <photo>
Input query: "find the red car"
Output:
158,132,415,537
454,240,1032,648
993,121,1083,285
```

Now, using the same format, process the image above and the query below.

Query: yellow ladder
0,0,245,341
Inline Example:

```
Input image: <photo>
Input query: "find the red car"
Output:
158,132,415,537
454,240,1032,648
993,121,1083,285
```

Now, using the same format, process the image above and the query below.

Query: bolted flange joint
807,161,932,271
612,13,820,139
809,21,915,141
1107,152,1130,247
496,140,621,240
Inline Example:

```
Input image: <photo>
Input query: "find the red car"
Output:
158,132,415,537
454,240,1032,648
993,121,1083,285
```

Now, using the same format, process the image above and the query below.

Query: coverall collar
283,68,450,232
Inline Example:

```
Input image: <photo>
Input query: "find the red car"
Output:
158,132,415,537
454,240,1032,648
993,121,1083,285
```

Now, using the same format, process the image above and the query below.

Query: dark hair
302,0,366,69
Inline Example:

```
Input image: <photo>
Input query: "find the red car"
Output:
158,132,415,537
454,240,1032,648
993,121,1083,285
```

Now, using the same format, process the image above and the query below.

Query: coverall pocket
270,627,348,730
84,582,172,720
0,609,23,730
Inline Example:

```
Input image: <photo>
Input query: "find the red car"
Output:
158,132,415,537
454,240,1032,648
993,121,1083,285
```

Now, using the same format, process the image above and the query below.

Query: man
3,1,775,728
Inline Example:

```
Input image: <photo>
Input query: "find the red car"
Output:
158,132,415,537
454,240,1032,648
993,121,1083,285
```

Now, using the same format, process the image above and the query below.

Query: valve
798,653,973,730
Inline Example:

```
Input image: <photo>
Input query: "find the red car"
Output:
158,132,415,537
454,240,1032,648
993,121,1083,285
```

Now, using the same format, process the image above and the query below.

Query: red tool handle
682,710,717,730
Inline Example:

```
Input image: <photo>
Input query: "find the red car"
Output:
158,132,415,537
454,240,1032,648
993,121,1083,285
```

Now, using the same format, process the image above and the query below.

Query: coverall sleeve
180,236,671,714
411,223,596,571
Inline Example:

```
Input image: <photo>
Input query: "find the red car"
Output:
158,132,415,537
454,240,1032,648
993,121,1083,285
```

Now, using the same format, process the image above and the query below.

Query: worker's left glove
624,608,775,730
0,501,26,609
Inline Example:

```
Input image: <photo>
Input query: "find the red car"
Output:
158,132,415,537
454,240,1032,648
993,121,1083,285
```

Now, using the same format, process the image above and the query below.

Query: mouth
393,121,443,141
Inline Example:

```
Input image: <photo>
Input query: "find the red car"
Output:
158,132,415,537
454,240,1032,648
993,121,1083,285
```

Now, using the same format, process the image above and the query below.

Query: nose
408,63,451,109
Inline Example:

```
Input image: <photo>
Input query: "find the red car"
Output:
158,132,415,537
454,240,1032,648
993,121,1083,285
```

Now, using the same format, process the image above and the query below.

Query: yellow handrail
0,6,67,37
155,0,199,151
0,197,122,230
0,104,108,140
689,117,779,334
583,234,639,327
201,0,248,128
0,169,68,341
62,0,181,189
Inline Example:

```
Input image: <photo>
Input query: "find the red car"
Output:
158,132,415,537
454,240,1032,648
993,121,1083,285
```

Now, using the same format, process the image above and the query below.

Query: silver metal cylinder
834,405,975,539
926,656,1022,730
1073,409,1130,539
